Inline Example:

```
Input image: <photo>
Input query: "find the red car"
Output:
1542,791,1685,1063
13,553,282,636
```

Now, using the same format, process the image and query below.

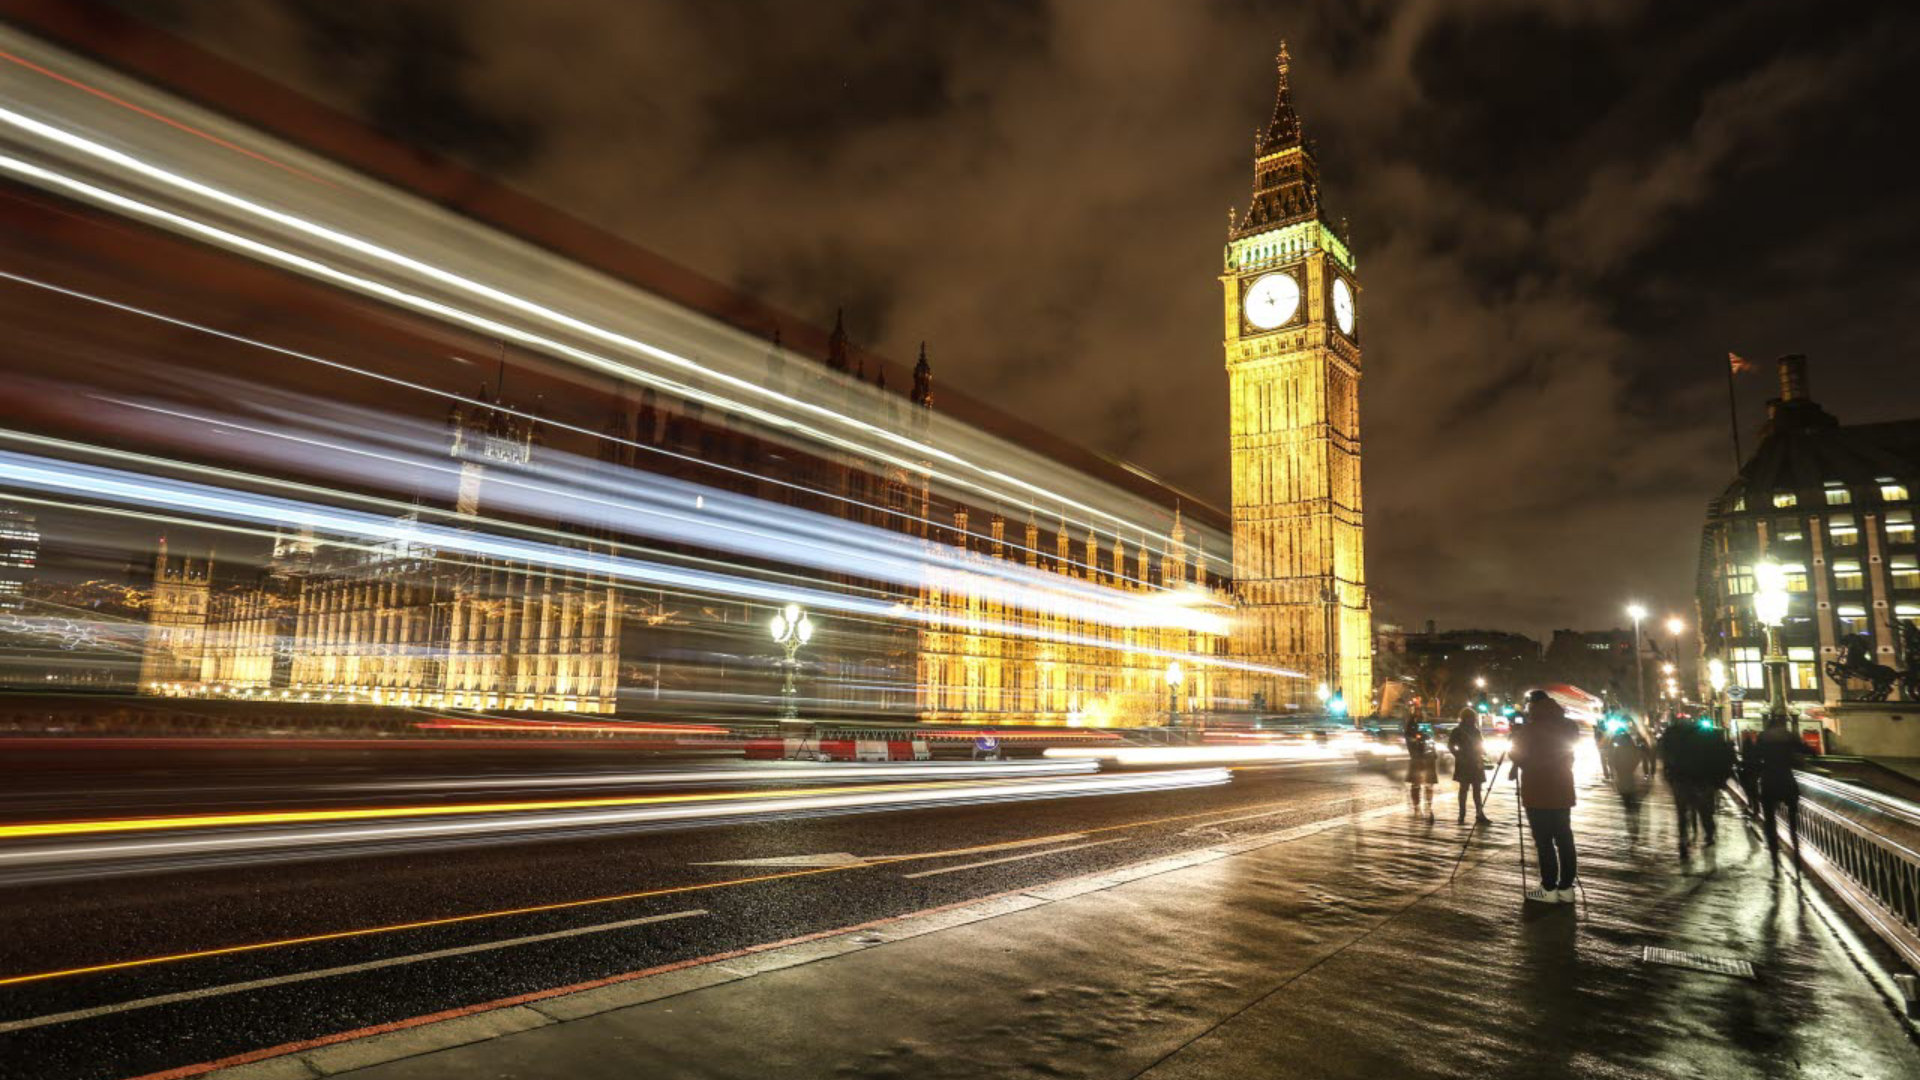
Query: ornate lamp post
769,603,814,721
1753,560,1792,725
1626,603,1649,719
1165,660,1183,728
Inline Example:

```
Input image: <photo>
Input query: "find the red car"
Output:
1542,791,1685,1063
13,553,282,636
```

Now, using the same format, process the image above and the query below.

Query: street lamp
1626,603,1649,720
1165,660,1183,728
769,602,814,721
1707,657,1728,730
1753,560,1791,725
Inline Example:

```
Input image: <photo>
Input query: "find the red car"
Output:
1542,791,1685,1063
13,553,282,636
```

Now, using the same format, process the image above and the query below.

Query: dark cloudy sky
110,0,1920,639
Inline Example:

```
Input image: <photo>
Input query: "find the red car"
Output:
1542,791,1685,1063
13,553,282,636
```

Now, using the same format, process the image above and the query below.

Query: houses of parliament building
138,42,1367,725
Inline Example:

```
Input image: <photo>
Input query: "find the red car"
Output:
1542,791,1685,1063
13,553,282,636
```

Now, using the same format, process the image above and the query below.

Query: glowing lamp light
1664,616,1685,637
769,602,814,645
1315,683,1331,703
1752,560,1790,628
1707,658,1727,693
1165,660,1183,688
1626,603,1648,623
1473,676,1487,689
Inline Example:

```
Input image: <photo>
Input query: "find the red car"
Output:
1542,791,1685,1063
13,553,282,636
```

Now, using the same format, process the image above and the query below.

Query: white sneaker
1554,888,1577,904
1525,886,1555,903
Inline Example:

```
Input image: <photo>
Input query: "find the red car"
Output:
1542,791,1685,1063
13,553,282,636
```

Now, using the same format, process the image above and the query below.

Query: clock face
1244,273,1301,330
1331,276,1356,337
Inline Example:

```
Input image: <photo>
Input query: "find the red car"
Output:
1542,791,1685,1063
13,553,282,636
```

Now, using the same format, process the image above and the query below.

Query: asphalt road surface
0,744,1417,1080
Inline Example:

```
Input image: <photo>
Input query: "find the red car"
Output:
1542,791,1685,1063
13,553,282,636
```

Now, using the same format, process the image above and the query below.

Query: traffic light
1327,692,1348,717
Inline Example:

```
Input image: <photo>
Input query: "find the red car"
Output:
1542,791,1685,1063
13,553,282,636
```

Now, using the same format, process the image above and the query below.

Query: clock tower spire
1221,37,1371,717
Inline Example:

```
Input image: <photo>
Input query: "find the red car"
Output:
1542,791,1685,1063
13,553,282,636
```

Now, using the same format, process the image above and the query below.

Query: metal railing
1790,772,1920,973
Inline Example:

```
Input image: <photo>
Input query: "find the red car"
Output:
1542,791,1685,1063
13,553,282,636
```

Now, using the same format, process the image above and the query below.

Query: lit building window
1776,519,1804,542
1782,563,1809,593
1887,510,1915,545
1772,492,1798,508
1731,496,1747,512
1788,646,1819,690
1726,564,1755,595
1824,484,1852,506
1732,646,1764,690
1898,603,1920,628
1882,483,1910,502
1827,515,1859,547
1836,604,1868,635
1892,557,1920,590
1831,560,1863,591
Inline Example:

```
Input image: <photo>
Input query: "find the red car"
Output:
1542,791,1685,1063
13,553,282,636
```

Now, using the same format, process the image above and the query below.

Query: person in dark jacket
1658,719,1701,856
1404,713,1438,820
1448,707,1491,826
1752,712,1806,867
1510,691,1579,903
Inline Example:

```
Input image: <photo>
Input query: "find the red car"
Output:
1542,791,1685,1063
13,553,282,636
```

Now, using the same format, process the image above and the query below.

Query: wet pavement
238,776,1919,1080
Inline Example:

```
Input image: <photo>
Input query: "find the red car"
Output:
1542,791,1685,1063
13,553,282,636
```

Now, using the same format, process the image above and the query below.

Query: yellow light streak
0,776,1073,840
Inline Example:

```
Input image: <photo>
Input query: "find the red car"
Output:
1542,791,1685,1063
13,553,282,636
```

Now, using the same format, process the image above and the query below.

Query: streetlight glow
1626,603,1648,623
1753,560,1789,628
1664,616,1685,637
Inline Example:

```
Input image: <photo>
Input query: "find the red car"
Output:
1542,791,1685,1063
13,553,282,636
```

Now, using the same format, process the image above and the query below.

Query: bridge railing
1790,772,1920,976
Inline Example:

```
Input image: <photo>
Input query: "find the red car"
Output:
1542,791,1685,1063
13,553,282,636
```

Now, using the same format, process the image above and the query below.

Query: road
0,742,1416,1080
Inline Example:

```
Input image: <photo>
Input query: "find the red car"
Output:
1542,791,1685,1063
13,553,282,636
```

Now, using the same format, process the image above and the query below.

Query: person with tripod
1448,706,1492,826
1511,690,1579,904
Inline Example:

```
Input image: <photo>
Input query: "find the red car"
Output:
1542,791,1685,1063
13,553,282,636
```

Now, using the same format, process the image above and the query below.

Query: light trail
0,39,1234,570
0,118,1199,562
342,760,1100,791
0,438,1296,675
0,769,1233,883
0,773,1130,840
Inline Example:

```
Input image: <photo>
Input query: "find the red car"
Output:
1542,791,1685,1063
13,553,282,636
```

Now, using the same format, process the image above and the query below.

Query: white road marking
901,840,1122,879
0,908,707,1034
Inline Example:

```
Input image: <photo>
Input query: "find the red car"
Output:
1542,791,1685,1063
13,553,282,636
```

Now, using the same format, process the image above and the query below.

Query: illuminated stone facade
1221,43,1372,713
915,507,1231,726
140,385,624,712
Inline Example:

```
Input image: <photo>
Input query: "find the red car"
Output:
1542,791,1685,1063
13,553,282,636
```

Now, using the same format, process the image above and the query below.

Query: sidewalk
211,779,1920,1080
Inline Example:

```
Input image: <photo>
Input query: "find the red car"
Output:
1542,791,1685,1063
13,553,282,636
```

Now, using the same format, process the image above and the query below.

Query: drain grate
1642,947,1755,979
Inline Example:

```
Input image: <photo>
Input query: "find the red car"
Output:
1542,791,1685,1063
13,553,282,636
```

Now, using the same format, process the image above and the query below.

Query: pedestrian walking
1752,712,1806,869
1447,707,1491,825
1404,713,1438,820
1605,724,1645,808
1736,729,1763,817
1510,690,1579,903
1692,719,1736,848
1657,717,1701,856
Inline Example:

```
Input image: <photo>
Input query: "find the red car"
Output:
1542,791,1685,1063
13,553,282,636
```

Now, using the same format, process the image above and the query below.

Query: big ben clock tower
1223,41,1371,715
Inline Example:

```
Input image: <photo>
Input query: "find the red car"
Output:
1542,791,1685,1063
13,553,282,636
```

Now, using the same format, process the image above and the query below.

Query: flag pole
1724,355,1744,472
